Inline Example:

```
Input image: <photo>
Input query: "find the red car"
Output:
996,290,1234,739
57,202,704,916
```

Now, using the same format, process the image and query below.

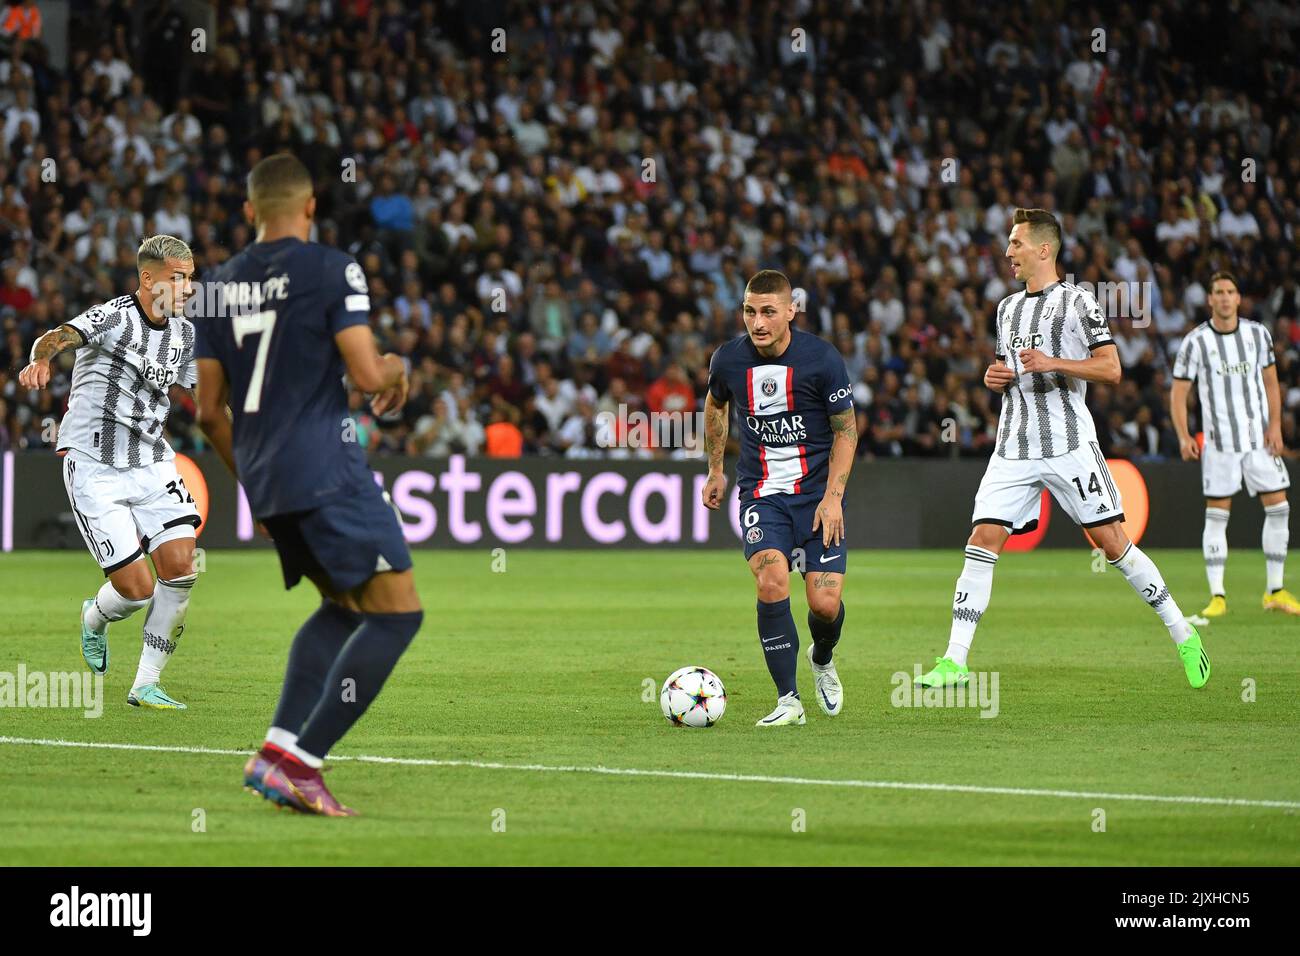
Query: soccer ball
660,666,727,727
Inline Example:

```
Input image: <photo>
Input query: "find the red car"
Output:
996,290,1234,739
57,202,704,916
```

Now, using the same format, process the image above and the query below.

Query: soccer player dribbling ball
195,154,423,816
19,235,201,710
702,270,859,726
1171,271,1296,617
914,208,1210,690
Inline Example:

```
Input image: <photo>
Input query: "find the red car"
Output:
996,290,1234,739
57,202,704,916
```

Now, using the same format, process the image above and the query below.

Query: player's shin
757,598,799,697
85,581,150,632
1263,502,1289,594
1109,542,1190,642
289,610,423,764
269,601,364,744
1203,507,1229,596
808,602,844,665
947,546,998,666
133,574,196,688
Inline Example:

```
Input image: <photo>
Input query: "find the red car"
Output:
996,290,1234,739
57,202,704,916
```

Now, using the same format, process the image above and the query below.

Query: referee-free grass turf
1,548,1297,866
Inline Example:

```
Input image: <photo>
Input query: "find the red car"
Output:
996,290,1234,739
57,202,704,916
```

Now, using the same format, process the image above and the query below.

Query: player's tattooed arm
814,409,857,548
825,409,857,498
702,392,730,510
17,325,83,390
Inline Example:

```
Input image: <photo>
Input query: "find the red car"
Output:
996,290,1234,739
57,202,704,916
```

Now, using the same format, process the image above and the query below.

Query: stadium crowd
1,0,1299,463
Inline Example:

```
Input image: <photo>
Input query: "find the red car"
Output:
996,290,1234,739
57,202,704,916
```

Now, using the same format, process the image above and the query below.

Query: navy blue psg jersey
195,237,374,518
708,328,854,499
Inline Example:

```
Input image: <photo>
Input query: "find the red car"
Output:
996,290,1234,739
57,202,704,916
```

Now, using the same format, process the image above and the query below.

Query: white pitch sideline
1,735,1297,811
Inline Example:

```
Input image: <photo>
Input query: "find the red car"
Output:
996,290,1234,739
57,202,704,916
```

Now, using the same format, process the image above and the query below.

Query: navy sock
272,601,363,736
757,598,799,698
809,602,845,666
296,610,423,759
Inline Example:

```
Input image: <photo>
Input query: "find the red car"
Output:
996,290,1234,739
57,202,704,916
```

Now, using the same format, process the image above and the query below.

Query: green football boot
80,598,109,674
1177,626,1211,689
128,683,188,710
914,656,970,687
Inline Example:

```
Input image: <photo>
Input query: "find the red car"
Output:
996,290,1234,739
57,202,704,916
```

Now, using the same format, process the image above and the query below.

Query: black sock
808,602,845,665
757,598,799,698
296,610,423,759
272,601,363,736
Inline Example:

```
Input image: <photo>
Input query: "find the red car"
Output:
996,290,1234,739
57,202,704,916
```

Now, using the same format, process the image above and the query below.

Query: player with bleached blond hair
19,234,201,709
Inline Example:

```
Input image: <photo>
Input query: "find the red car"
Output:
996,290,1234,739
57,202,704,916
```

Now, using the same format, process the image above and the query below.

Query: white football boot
807,644,843,716
755,692,806,727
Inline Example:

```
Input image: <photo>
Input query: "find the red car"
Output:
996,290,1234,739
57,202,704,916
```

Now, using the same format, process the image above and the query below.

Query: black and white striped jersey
993,281,1113,460
56,294,197,469
1173,318,1276,453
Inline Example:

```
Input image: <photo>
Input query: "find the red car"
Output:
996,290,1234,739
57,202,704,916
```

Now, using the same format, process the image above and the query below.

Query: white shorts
62,451,201,575
1201,446,1290,499
973,442,1124,534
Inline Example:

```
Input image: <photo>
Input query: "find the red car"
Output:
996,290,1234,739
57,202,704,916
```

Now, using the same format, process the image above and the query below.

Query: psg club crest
746,527,764,544
760,378,778,397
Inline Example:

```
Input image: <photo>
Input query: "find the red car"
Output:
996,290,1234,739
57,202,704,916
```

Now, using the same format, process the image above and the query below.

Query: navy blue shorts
262,484,413,593
740,493,847,574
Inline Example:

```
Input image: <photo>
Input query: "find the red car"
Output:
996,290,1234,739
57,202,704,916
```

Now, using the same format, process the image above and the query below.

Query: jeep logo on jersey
140,356,178,390
761,377,778,397
745,413,807,443
1010,333,1044,351
1216,360,1252,376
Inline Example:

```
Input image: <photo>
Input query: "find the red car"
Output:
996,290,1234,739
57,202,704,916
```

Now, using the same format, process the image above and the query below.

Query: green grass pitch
1,548,1297,866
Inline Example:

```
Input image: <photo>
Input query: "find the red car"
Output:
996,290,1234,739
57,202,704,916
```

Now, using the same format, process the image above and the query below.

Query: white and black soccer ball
660,666,727,728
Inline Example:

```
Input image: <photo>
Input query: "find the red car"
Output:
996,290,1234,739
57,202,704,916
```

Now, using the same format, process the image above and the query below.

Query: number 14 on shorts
1071,472,1103,500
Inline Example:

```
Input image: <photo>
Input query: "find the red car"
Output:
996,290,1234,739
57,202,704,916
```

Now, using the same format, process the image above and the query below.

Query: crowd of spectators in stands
1,0,1299,465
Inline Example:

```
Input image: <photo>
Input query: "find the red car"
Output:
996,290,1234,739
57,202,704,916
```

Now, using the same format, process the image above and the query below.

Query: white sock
1203,507,1229,597
1263,502,1289,593
1110,542,1190,643
945,545,998,666
132,574,195,689
265,727,299,752
285,741,324,769
84,581,150,633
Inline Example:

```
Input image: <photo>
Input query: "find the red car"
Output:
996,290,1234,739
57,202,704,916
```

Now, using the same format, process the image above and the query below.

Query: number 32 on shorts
166,477,194,504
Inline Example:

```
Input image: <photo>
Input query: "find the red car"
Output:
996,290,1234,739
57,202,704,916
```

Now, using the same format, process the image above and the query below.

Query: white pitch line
1,735,1297,810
